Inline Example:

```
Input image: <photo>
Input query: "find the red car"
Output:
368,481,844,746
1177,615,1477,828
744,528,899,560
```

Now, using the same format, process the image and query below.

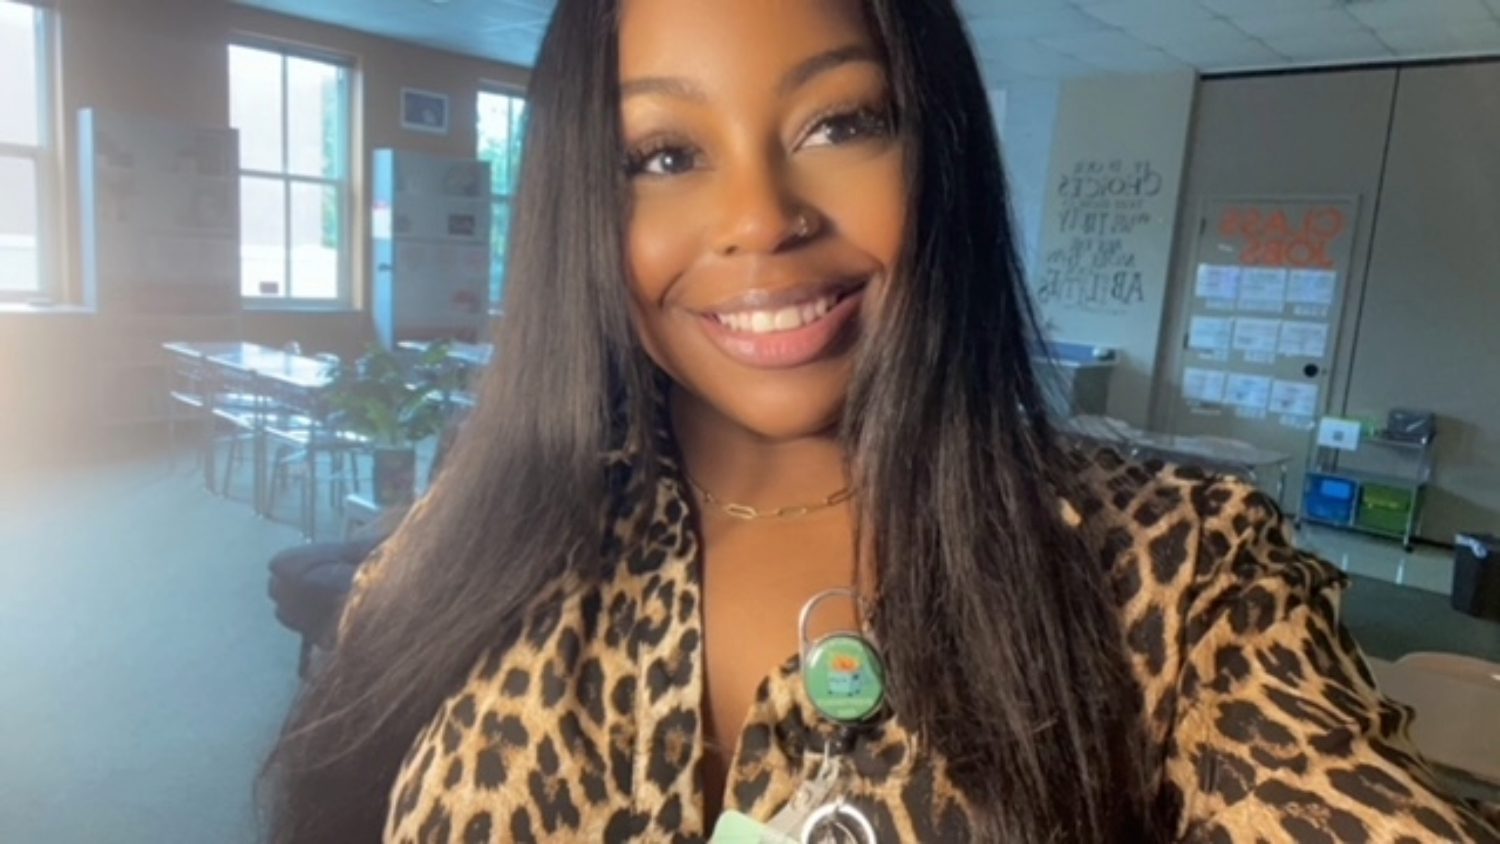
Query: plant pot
371,446,417,506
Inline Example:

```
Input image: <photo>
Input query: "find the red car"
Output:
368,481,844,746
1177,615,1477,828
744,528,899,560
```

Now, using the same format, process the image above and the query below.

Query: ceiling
235,0,1500,85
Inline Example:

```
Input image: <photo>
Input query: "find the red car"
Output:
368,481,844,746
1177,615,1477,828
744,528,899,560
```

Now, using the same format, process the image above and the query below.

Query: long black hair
262,2,1170,841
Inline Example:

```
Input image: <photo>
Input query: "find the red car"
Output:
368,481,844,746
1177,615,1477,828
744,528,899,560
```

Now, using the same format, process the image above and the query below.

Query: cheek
627,200,699,309
832,157,906,269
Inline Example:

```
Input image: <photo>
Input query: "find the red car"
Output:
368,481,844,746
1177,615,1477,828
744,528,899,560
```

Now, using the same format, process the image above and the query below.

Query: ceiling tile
1128,20,1253,49
1165,38,1287,70
1080,0,1217,31
1264,30,1393,63
1078,49,1191,74
1376,21,1500,56
1201,0,1339,15
1349,0,1492,29
1230,9,1367,40
1036,28,1156,59
964,7,1108,41
983,38,1100,77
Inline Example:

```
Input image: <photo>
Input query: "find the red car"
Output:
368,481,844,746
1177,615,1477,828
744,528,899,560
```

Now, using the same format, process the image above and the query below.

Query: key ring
800,798,877,844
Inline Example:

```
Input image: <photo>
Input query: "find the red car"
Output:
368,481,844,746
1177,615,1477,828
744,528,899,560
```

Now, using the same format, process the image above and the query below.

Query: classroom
1,0,1498,840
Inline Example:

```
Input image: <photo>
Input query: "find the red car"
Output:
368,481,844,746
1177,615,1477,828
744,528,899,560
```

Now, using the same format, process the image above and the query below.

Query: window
229,43,351,304
0,1,49,300
476,89,526,309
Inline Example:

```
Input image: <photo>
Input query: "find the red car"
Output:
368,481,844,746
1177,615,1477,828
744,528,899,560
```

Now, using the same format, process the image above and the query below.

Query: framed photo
401,87,450,135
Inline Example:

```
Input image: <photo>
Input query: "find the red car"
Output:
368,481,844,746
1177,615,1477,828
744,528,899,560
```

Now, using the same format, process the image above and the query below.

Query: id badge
709,811,798,843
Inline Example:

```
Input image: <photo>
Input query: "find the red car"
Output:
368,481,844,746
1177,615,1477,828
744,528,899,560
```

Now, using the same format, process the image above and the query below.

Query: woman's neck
669,389,849,512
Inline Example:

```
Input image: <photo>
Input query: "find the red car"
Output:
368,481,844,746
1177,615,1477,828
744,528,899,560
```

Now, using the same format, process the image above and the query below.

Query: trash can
1451,533,1500,622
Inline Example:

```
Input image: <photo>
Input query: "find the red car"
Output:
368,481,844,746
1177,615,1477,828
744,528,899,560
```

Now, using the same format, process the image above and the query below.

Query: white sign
1269,380,1320,417
1196,264,1241,300
1183,367,1227,403
1225,374,1272,411
1238,267,1289,312
1278,321,1330,358
1189,316,1234,353
1287,269,1337,306
1233,318,1282,354
1316,417,1363,451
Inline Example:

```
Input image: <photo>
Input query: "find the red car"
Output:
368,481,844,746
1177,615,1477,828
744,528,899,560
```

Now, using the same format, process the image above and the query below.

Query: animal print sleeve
335,496,425,644
1166,480,1500,843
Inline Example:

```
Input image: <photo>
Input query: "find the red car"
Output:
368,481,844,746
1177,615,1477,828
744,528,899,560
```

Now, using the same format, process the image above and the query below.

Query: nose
710,157,819,257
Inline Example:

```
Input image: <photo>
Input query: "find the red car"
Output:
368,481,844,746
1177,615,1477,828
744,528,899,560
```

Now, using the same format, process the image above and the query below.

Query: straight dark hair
262,1,1172,841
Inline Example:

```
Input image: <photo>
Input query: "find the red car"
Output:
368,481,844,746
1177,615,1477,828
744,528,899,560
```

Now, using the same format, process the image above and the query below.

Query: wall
1158,63,1500,540
994,79,1061,272
0,0,527,469
1031,71,1198,425
1351,62,1500,539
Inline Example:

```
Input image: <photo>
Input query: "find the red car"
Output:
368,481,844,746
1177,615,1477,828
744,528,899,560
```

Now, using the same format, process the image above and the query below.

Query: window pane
0,3,39,147
489,199,511,307
229,45,284,173
288,181,339,299
240,175,286,297
286,57,341,179
0,155,39,292
477,92,525,194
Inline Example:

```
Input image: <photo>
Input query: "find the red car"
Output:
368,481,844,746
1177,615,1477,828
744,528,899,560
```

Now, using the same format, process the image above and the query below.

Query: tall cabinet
371,149,492,348
77,109,242,428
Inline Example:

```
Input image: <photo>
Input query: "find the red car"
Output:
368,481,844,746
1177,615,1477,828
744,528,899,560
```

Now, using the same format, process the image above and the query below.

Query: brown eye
627,143,699,177
802,108,891,149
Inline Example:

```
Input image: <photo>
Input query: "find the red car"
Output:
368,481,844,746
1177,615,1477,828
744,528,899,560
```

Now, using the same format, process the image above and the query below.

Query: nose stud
792,211,817,240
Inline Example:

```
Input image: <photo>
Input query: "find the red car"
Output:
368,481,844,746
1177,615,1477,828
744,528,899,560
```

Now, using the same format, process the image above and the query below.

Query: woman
263,1,1500,841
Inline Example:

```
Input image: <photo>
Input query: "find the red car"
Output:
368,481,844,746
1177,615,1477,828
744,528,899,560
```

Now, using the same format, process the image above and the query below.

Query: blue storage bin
1303,473,1357,524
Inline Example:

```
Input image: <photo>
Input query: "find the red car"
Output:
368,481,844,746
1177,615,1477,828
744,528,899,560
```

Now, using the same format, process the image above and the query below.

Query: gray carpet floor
1,446,1497,843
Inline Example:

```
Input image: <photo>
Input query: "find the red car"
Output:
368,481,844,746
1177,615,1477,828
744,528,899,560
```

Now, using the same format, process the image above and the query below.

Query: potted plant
328,341,466,505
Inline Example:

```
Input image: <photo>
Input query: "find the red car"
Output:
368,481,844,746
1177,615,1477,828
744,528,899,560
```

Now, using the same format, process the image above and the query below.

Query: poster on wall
1033,158,1168,316
1236,267,1288,312
1270,379,1319,418
1182,367,1226,403
1188,315,1233,355
1277,321,1330,358
1195,263,1240,301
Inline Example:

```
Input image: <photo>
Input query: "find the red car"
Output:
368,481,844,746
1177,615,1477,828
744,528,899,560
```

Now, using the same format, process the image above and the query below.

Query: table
1367,656,1500,786
1060,415,1291,503
164,341,341,537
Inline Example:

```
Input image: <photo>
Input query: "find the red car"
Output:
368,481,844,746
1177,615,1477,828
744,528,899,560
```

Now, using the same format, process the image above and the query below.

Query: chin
677,365,851,443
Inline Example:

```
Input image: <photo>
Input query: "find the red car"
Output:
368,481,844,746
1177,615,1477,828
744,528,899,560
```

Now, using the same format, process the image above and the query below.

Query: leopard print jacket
348,448,1500,842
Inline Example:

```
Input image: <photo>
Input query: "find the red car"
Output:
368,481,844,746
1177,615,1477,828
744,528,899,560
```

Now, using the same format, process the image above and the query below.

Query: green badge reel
799,588,886,725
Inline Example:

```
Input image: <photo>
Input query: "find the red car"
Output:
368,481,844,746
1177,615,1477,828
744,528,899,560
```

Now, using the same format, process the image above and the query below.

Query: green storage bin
1354,483,1415,535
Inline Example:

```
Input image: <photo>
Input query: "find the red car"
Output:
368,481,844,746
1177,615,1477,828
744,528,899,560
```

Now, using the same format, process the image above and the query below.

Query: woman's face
619,0,906,440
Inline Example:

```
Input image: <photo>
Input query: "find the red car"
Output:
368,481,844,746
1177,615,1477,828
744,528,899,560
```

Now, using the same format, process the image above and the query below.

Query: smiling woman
260,2,1500,843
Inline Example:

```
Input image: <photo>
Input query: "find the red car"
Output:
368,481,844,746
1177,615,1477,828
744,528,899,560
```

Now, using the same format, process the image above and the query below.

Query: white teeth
717,294,841,335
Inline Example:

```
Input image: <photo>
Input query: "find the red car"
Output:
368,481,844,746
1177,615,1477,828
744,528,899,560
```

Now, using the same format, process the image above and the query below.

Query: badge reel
709,589,884,844
795,588,884,844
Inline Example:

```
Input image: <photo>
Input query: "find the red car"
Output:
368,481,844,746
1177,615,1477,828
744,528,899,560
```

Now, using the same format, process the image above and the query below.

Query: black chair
267,535,383,677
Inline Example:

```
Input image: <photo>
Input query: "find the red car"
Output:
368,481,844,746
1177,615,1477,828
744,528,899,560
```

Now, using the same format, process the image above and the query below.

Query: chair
267,534,383,677
265,353,368,538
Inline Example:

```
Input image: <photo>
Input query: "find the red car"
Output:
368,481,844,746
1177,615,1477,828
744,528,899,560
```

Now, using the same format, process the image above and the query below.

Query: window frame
476,85,526,314
0,2,54,304
229,38,354,310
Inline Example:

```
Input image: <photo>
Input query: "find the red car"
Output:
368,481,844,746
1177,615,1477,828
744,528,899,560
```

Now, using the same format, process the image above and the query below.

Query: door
1169,197,1360,508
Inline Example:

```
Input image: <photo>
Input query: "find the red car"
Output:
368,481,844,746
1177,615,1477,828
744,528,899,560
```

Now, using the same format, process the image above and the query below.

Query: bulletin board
1169,196,1360,502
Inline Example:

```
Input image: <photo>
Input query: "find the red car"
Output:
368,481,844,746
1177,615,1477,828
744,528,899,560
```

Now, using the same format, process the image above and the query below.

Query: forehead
617,0,877,77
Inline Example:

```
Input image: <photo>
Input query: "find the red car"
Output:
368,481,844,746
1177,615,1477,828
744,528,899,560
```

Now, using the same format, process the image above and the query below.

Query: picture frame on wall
401,88,450,135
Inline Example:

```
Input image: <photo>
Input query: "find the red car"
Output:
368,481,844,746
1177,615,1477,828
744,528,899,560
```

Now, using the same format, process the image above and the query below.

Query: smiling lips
697,283,864,369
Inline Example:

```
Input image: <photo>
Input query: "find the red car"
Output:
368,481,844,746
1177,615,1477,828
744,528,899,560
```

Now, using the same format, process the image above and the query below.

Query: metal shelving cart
1300,416,1435,552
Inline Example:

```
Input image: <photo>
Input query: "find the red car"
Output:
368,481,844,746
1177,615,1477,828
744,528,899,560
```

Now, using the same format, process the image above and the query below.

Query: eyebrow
619,43,879,103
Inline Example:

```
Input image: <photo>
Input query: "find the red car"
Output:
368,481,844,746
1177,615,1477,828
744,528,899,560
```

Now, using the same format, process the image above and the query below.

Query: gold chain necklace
685,476,853,521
